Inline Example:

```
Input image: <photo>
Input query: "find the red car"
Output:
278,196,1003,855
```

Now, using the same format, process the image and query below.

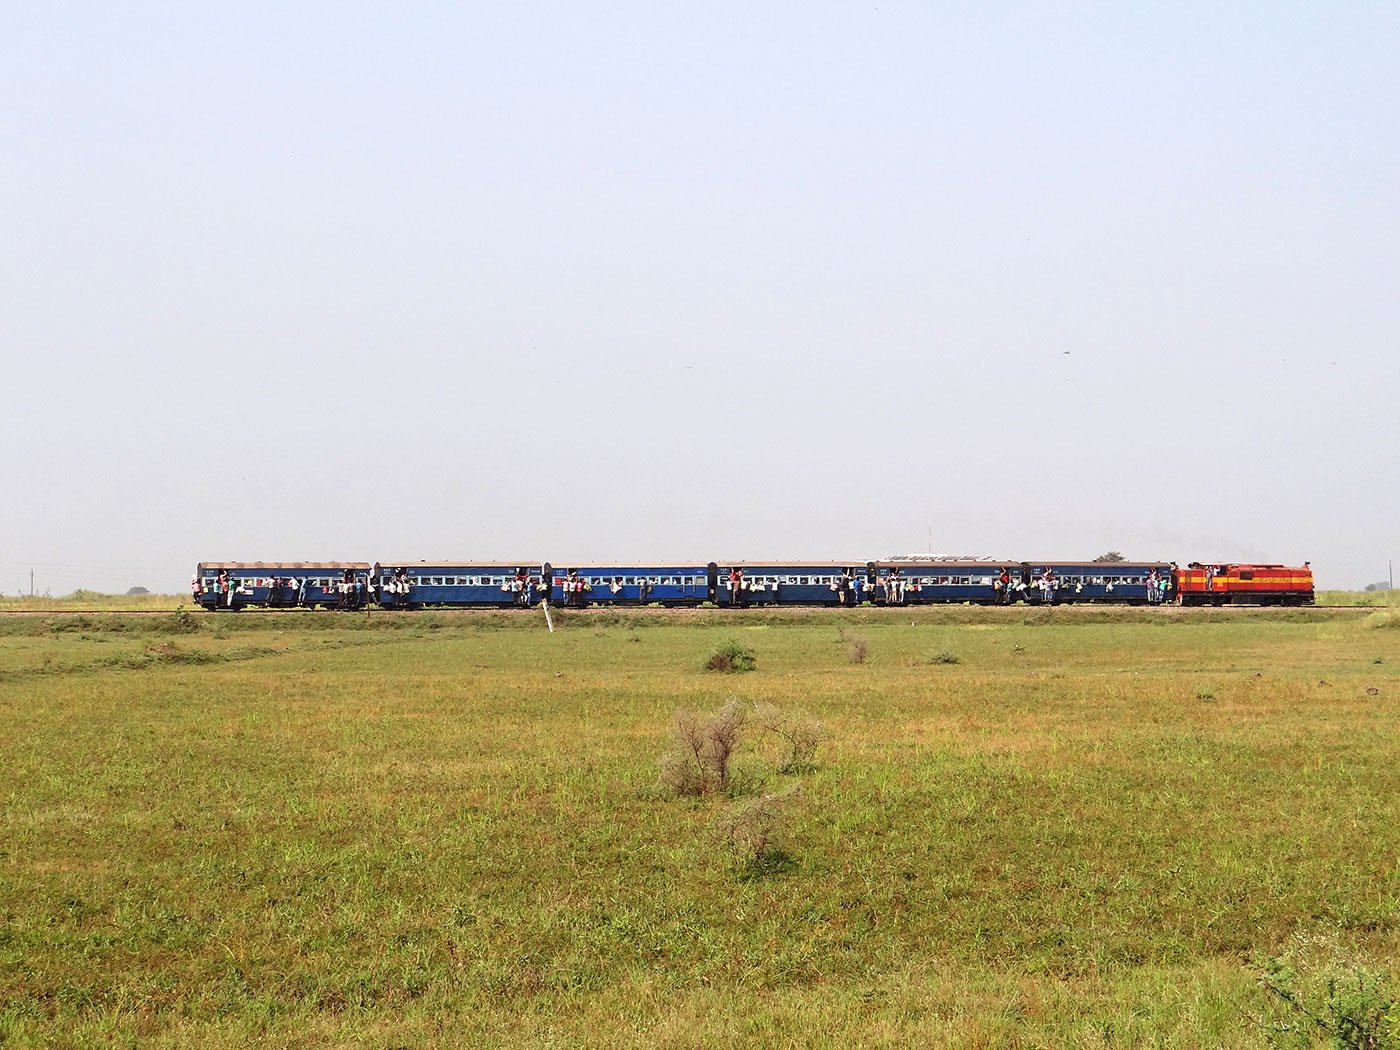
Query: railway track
0,605,1383,616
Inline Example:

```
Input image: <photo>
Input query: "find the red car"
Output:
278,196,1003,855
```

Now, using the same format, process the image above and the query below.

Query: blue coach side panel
376,561,544,608
873,561,1006,604
548,563,711,606
714,562,867,607
1018,561,1173,604
195,562,372,610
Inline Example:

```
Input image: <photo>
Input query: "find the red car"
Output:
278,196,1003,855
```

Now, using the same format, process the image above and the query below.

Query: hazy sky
3,3,1397,593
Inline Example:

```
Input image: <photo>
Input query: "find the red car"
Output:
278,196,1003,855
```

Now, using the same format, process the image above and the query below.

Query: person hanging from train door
836,567,852,605
513,567,529,607
565,568,582,607
885,567,904,605
1145,567,1160,604
728,566,744,607
1205,564,1217,592
1039,566,1057,605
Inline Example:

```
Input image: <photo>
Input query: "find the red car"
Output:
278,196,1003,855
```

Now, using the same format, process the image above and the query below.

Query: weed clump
927,650,961,665
838,628,868,663
1257,933,1400,1049
704,639,756,673
716,787,801,872
659,699,751,796
753,702,824,774
659,697,825,795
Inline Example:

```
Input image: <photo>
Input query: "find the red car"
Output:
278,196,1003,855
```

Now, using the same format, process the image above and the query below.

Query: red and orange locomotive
1173,563,1314,606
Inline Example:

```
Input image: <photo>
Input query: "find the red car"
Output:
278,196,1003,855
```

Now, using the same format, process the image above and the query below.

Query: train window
954,576,970,585
1240,570,1254,581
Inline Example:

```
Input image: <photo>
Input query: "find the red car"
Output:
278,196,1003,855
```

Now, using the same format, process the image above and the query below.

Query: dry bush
753,702,825,774
838,628,869,663
659,698,750,796
715,787,802,866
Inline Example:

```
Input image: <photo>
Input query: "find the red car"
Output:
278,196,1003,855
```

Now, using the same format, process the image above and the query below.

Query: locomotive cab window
1239,570,1254,580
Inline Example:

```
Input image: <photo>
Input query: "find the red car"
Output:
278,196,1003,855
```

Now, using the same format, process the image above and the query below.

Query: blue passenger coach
195,562,371,610
714,562,868,607
872,561,1006,604
1016,561,1173,604
375,561,545,608
548,563,711,606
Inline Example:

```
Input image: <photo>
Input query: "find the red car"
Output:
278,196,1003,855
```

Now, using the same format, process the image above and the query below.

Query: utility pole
1390,559,1394,592
29,569,34,597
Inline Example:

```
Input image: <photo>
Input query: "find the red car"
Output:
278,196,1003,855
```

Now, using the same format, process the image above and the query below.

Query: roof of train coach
375,559,541,567
198,561,372,571
872,559,1008,568
1016,560,1172,569
716,559,867,568
547,562,710,570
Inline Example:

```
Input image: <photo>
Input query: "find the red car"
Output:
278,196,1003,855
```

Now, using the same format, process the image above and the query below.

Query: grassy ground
2,607,1397,1047
0,592,188,612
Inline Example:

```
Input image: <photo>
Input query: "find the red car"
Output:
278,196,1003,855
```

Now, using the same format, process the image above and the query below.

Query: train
192,556,1315,611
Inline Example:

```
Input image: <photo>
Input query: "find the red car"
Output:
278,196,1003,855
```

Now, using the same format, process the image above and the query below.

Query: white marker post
542,598,554,633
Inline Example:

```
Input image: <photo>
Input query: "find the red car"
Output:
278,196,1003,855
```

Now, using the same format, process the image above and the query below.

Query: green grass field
3,607,1397,1047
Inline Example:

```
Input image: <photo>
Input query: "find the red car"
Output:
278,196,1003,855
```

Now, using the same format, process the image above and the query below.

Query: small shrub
928,650,961,665
1257,934,1400,1049
838,628,869,663
160,609,201,635
659,698,750,796
715,786,801,869
704,640,756,673
754,702,825,773
1366,611,1400,630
